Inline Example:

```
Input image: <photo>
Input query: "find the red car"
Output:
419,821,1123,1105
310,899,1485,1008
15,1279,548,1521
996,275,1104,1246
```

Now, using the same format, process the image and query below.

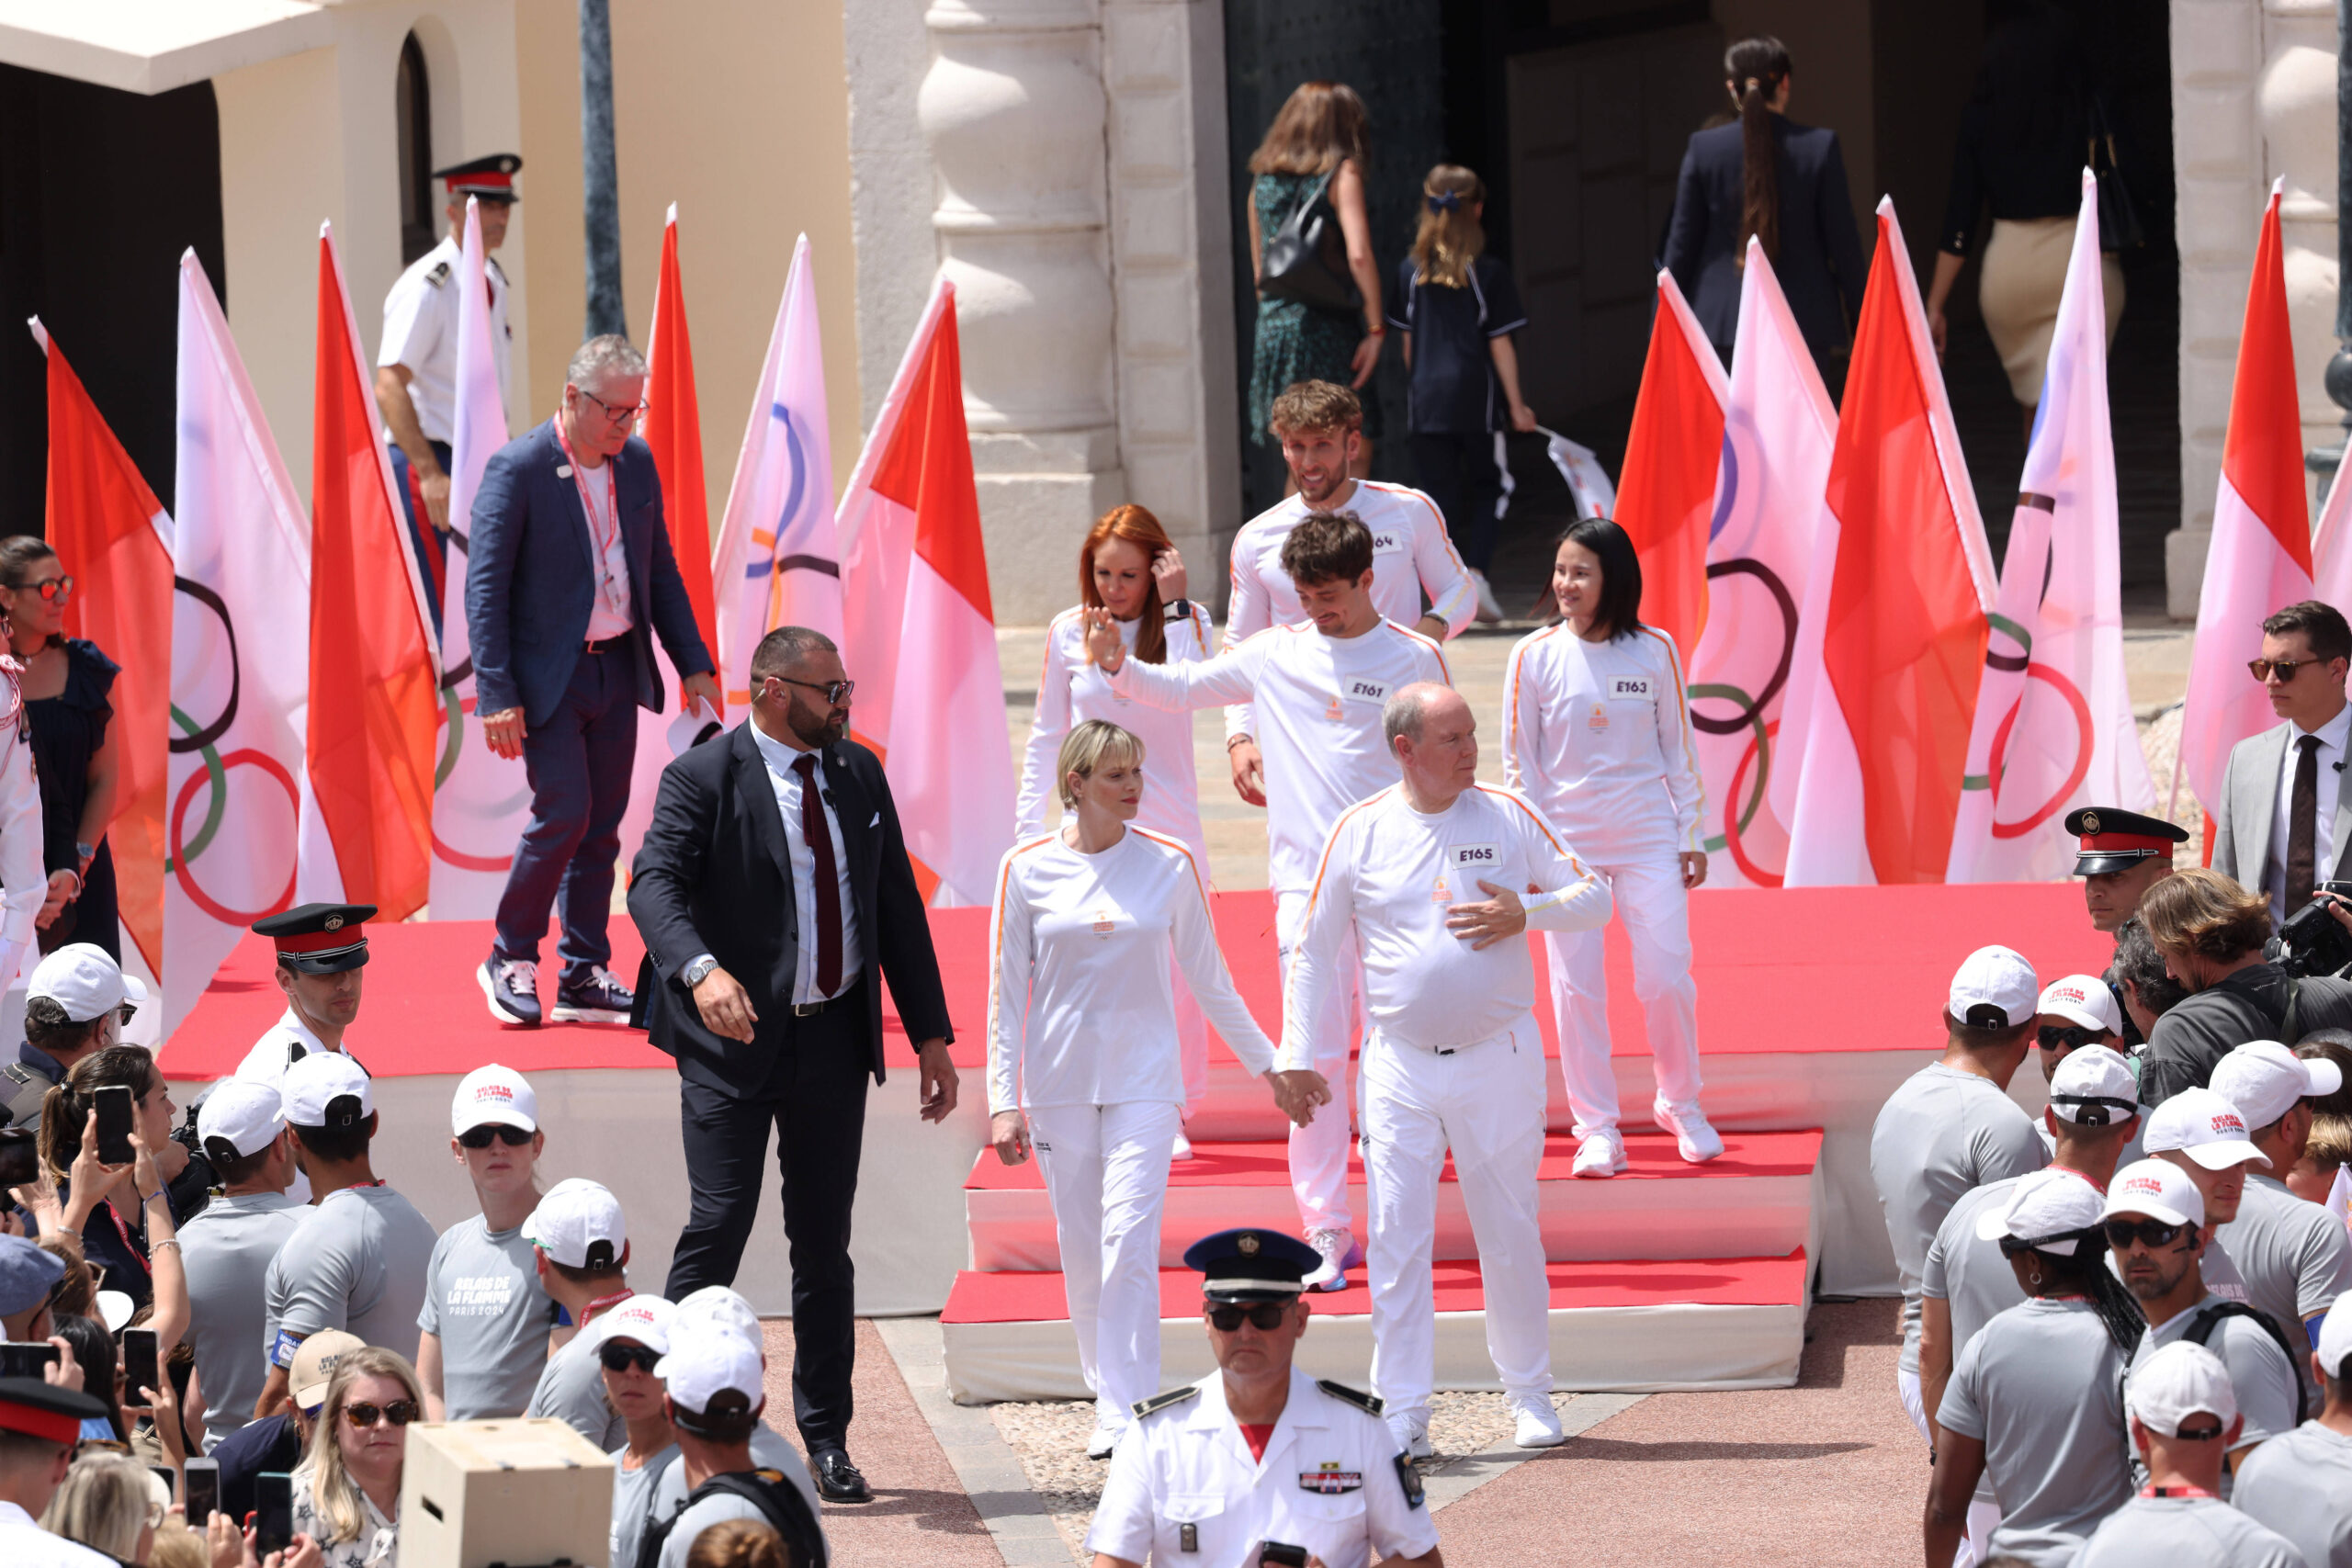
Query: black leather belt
794,973,865,1018
583,634,630,654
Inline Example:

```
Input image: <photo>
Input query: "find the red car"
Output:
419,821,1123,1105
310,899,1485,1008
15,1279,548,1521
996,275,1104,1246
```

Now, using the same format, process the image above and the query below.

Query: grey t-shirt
180,1191,308,1450
2132,1292,2303,1497
526,1329,625,1450
1936,1297,2133,1566
2069,1495,2311,1568
2219,1175,2352,1405
418,1215,554,1420
263,1184,437,1366
2231,1420,2352,1568
1871,1061,2049,1373
610,1442,677,1568
655,1492,772,1568
622,1428,821,1568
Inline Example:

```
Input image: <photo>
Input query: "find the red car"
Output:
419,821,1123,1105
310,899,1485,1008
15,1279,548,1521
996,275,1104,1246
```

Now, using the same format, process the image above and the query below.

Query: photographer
2135,869,2352,1107
2109,917,2188,1045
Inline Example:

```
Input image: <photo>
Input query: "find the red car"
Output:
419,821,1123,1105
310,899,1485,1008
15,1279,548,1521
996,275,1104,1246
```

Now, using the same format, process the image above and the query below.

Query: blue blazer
464,419,714,728
1662,115,1870,371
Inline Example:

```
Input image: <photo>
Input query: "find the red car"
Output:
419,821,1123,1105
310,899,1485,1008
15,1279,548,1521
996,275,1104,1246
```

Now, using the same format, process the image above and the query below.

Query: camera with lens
2269,881,2352,977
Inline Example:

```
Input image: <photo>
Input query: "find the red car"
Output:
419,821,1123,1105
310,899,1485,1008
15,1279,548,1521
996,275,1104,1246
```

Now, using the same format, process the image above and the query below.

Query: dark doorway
0,64,225,531
397,34,436,266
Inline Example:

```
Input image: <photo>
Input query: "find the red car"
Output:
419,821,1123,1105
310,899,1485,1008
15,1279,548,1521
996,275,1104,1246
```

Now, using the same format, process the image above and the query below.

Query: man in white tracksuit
1281,681,1611,1457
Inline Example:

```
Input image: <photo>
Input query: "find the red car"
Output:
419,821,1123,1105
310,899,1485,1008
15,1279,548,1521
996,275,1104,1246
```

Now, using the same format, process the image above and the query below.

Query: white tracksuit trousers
1544,856,1703,1137
1275,887,1360,1232
1359,1021,1553,1423
1027,1100,1183,1430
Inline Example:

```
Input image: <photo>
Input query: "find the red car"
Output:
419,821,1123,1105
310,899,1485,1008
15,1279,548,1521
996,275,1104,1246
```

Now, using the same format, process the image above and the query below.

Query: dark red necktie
792,753,843,996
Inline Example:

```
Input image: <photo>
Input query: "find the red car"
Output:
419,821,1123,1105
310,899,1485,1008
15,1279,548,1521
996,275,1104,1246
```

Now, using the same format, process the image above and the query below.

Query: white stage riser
966,1163,1824,1272
941,1303,1807,1405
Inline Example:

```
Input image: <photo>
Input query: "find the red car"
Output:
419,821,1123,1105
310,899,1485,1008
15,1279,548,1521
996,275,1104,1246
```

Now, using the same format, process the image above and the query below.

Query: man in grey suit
2212,601,2352,924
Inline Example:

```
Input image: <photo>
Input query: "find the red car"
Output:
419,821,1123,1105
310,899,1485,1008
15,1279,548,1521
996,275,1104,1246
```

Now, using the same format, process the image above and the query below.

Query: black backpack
2183,1300,2309,1429
635,1468,827,1568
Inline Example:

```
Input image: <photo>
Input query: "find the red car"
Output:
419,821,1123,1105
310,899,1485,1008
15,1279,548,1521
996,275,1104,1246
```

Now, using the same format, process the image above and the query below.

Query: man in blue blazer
466,334,719,1027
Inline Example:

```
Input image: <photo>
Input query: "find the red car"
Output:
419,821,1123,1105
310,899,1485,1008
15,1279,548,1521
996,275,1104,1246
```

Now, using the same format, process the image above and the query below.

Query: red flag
308,226,438,919
1611,272,1728,657
641,205,719,680
40,327,173,974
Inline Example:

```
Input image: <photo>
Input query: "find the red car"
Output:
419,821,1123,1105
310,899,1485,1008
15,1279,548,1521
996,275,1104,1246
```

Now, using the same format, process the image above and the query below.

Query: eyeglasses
1206,1302,1292,1332
575,387,648,424
772,675,854,707
2250,657,2324,682
599,1342,662,1374
2103,1217,2192,1251
7,575,72,603
116,1003,136,1026
343,1399,420,1428
2037,1024,2099,1051
2171,1422,2227,1441
457,1123,534,1149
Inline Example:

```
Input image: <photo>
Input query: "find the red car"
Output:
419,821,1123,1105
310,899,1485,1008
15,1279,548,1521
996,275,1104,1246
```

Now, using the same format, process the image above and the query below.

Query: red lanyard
344,1179,385,1192
551,419,622,567
2142,1484,2219,1499
101,1197,151,1280
580,1288,635,1328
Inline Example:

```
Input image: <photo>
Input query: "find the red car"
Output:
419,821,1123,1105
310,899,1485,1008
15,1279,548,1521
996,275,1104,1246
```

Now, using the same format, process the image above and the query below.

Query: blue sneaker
479,957,541,1027
552,964,634,1024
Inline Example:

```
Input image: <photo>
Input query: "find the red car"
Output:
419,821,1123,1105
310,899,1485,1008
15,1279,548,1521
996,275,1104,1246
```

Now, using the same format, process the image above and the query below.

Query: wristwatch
1163,598,1192,621
683,956,719,987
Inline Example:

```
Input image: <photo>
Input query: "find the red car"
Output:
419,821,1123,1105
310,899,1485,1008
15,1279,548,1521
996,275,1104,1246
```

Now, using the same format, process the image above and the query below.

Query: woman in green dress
1245,81,1386,479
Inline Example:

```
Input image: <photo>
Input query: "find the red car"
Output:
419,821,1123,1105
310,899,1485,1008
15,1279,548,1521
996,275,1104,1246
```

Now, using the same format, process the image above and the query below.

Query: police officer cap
0,1232,63,1316
434,153,522,202
1182,1227,1323,1303
0,1376,107,1444
253,903,376,975
2064,807,2188,876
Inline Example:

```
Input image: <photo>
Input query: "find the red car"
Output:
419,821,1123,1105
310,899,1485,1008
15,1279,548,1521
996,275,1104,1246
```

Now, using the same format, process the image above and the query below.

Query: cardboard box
398,1418,616,1568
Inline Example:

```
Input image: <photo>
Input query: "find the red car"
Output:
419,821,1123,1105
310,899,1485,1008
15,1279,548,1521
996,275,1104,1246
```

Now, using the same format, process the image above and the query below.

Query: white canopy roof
0,0,332,96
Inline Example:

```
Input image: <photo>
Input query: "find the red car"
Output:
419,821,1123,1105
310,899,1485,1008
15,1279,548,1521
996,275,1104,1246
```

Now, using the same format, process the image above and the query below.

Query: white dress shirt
751,723,863,1004
572,457,635,641
377,234,512,445
2264,699,2352,916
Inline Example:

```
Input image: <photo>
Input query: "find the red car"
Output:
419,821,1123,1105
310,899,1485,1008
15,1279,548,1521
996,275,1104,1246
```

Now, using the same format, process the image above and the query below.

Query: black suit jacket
1662,115,1870,370
627,722,954,1093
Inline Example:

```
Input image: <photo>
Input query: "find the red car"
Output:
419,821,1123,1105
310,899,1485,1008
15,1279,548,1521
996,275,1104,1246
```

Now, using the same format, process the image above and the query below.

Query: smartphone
254,1472,293,1559
182,1458,218,1527
1261,1546,1309,1568
120,1328,159,1404
93,1085,136,1167
0,1340,61,1379
0,1127,34,1186
148,1464,175,1503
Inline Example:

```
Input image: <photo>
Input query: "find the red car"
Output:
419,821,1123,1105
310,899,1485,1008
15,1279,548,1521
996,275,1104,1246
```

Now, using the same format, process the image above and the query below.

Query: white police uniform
1086,1367,1438,1568
232,1010,364,1205
379,233,511,445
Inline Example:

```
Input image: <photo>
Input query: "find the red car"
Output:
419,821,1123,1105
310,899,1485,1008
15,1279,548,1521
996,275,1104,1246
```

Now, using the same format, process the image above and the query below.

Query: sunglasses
1206,1302,1292,1332
2171,1422,2226,1441
599,1342,662,1374
2104,1217,2191,1251
2250,656,2326,682
7,574,72,603
343,1400,420,1428
457,1123,534,1149
2037,1024,2100,1051
772,675,854,707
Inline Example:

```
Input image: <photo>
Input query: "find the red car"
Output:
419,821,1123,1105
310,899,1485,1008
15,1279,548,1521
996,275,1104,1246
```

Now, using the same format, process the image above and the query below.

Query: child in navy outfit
1388,164,1535,622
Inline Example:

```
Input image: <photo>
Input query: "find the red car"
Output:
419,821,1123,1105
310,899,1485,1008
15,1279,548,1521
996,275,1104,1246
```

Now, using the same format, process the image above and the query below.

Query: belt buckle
794,999,824,1018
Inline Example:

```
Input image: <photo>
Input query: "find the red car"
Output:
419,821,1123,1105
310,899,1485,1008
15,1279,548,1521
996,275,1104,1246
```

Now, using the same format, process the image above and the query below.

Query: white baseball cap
2317,1292,2352,1386
1950,946,2038,1030
590,1294,675,1356
281,1052,372,1131
451,1063,538,1135
95,1290,132,1333
2143,1088,2271,1171
672,1285,763,1348
523,1178,626,1269
26,942,147,1023
2036,975,2121,1035
196,1081,286,1162
655,1327,766,1421
1973,1169,2107,1253
2210,1041,2345,1130
2103,1158,2206,1229
2127,1340,2237,1438
2047,1045,2141,1126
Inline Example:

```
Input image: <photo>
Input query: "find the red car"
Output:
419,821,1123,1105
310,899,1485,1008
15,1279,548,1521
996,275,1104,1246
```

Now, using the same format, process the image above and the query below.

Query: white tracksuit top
1279,783,1613,1067
986,827,1274,1115
1109,619,1450,897
1014,603,1216,848
1501,621,1705,860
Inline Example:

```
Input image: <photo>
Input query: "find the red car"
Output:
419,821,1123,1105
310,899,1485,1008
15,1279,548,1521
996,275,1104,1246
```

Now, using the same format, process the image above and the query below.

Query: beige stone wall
514,0,864,513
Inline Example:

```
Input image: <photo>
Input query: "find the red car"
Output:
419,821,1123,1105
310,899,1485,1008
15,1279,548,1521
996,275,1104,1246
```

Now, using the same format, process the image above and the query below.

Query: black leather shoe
808,1448,873,1504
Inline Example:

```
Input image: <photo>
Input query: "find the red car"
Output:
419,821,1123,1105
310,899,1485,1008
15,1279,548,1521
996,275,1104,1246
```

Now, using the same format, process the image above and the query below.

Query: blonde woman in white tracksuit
988,720,1328,1461
1502,517,1722,1178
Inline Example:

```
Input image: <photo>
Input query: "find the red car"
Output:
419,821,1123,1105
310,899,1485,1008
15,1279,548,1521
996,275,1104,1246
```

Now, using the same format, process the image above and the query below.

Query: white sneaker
1655,1100,1724,1163
1571,1133,1626,1179
1387,1414,1433,1460
1171,1129,1193,1162
1511,1394,1566,1448
1085,1423,1122,1460
1301,1226,1359,1292
1470,569,1504,624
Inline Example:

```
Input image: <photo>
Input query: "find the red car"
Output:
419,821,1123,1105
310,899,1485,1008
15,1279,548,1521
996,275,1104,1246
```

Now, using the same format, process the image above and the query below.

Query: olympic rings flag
1689,240,1836,887
427,197,526,919
1949,171,2152,883
165,252,314,1031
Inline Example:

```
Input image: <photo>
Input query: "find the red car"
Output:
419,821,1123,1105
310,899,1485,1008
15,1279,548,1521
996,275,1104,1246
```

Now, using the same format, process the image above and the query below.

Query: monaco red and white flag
714,233,840,706
1690,239,1836,887
305,223,439,921
1779,197,1996,886
428,197,526,918
165,251,313,1027
2183,183,2316,822
2313,446,2352,612
1611,270,1726,660
836,279,1012,906
1949,172,2152,882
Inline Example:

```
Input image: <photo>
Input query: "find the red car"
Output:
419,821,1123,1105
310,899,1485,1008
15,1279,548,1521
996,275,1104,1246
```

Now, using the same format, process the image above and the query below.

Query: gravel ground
2134,701,2204,840
990,1388,1556,1562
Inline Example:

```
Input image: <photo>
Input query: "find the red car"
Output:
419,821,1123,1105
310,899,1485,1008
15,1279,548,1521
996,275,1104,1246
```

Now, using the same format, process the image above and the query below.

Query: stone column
919,0,1126,624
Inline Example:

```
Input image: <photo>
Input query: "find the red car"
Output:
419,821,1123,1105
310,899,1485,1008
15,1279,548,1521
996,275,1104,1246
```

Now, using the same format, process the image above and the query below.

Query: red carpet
163,881,2106,1079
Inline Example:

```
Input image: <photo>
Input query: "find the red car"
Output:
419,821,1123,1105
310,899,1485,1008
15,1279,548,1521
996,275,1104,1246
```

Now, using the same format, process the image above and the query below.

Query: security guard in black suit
2067,807,2189,1049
